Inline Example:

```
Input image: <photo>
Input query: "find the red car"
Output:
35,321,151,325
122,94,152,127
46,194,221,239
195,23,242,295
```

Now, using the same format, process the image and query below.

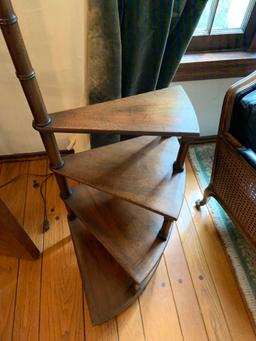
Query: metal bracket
50,160,65,170
32,116,52,129
0,15,17,26
16,69,36,81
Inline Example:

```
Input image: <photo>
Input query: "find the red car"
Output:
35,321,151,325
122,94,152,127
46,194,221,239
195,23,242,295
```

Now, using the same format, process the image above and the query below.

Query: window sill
174,51,256,82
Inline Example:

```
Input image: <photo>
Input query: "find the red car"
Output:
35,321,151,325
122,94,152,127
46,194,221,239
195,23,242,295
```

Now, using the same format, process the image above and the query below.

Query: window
188,0,256,51
174,0,256,81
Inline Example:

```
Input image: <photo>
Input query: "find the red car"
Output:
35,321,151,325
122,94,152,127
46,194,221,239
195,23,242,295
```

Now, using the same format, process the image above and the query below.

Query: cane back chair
196,72,256,248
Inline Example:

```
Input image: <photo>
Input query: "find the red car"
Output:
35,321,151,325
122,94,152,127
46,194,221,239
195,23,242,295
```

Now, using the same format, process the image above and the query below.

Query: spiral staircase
0,0,200,324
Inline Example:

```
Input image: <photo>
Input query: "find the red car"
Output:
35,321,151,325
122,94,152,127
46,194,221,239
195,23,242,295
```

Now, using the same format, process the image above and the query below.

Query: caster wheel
195,199,202,210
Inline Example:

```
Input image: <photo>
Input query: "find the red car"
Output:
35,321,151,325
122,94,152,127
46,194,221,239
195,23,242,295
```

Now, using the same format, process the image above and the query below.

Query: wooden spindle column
173,138,191,173
0,0,72,203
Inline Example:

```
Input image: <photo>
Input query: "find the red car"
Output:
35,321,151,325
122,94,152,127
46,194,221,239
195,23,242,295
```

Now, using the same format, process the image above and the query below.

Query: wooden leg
131,282,141,295
120,220,171,296
195,184,214,209
67,209,76,221
173,138,190,173
158,218,173,241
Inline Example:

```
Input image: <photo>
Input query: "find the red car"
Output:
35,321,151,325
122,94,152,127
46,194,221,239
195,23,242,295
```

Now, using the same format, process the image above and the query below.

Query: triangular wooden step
36,86,199,137
0,198,40,259
65,185,173,284
54,136,186,219
69,217,161,325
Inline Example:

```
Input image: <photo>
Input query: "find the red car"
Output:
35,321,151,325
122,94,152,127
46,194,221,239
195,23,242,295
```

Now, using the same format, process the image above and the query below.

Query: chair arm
218,71,256,134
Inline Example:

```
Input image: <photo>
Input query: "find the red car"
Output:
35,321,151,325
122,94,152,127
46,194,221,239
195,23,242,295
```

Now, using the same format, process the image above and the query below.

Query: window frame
187,2,256,52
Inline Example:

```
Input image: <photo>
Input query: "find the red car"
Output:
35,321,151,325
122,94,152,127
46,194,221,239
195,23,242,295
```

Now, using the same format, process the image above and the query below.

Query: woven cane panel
213,139,256,244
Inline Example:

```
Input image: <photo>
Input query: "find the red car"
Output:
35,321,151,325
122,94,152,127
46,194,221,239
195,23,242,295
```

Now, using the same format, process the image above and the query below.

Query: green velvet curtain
88,0,207,148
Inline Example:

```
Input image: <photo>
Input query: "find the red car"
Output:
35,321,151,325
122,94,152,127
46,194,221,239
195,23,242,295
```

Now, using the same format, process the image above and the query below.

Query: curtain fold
88,0,207,148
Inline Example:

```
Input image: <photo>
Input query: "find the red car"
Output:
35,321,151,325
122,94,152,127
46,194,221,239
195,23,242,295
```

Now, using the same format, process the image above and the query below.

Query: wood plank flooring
0,158,255,341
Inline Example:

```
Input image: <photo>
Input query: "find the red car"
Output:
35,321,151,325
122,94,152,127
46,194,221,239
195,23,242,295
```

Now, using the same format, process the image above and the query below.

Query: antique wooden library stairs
0,0,200,325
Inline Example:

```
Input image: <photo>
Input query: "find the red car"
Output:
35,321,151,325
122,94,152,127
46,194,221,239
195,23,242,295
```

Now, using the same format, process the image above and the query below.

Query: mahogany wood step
69,217,161,325
54,136,186,219
0,198,40,259
65,185,173,284
35,86,200,137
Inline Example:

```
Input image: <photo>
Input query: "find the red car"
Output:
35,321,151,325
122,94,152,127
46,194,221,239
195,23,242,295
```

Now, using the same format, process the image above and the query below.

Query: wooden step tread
36,86,199,137
0,198,40,259
54,136,186,219
69,217,160,325
66,185,173,284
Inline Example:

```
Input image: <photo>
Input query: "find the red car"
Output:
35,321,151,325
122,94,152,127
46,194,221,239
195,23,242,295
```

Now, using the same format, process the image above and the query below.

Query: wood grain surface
177,199,232,341
37,86,199,137
55,136,185,219
139,258,183,341
185,159,256,340
69,217,160,325
39,175,84,340
0,162,28,340
13,160,46,341
164,224,208,341
0,198,39,259
66,185,172,284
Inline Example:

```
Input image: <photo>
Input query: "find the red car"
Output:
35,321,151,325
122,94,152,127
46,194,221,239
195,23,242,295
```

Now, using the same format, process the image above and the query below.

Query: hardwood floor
0,158,255,341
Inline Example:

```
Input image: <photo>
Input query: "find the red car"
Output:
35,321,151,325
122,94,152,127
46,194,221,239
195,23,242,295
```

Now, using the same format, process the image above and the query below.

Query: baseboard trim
0,149,74,163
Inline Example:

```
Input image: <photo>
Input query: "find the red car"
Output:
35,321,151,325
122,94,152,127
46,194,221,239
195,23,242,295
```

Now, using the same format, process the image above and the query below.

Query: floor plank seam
115,317,120,341
193,182,256,335
38,167,54,341
163,253,185,341
184,168,234,340
82,291,86,341
37,255,43,341
165,225,210,341
11,162,29,340
38,162,47,341
138,297,147,341
11,258,21,340
177,193,232,339
198,195,256,331
187,160,256,335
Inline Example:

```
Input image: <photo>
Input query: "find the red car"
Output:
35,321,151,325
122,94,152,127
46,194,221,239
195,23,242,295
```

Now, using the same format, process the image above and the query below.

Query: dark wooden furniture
36,86,199,136
196,72,256,248
0,0,200,324
0,199,40,259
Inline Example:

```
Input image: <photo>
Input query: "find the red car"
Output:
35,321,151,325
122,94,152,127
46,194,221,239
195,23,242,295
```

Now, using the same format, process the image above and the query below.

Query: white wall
174,77,240,136
0,0,87,155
